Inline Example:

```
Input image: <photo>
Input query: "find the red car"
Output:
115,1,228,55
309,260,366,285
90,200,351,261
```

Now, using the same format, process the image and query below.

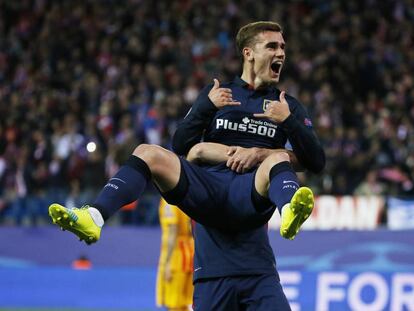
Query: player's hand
226,146,260,173
208,79,241,109
253,91,290,123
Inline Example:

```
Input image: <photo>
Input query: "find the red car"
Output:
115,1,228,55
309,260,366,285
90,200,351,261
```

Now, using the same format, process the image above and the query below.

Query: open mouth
271,62,282,74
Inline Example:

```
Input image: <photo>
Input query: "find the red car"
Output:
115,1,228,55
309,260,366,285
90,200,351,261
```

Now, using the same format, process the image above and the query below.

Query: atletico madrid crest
263,99,273,111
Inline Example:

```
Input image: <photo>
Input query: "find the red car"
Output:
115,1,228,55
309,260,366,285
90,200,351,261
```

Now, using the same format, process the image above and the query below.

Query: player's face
251,31,285,86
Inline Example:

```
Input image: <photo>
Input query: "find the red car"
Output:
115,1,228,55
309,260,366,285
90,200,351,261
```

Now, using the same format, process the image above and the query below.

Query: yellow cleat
49,204,102,245
280,187,314,240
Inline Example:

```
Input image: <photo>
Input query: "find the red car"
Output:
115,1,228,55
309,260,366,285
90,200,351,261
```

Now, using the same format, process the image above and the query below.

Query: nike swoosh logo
111,177,126,184
283,180,299,184
194,267,202,272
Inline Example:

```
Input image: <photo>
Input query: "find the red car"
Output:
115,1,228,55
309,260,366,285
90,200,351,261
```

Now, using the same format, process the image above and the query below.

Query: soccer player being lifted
49,21,325,310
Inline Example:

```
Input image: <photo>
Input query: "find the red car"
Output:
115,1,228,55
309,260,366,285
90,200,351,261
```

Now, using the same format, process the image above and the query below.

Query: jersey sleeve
172,85,218,155
281,97,325,173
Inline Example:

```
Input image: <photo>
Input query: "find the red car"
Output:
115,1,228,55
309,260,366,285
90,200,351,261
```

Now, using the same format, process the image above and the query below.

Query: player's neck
240,70,257,89
241,71,271,90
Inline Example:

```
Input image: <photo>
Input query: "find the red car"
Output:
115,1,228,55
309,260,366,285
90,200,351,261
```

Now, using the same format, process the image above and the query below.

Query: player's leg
193,278,238,311
165,272,193,311
240,274,291,311
93,144,181,219
49,144,181,243
254,151,314,239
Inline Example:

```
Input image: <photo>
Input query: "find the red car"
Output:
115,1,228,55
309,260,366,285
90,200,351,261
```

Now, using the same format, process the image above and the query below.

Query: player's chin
266,77,279,86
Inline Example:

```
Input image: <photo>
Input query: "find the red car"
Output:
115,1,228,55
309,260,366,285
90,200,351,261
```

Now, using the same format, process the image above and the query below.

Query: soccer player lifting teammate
49,21,325,310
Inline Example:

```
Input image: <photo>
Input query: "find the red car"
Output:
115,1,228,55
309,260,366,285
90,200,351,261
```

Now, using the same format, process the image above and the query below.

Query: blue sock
268,161,299,214
93,155,151,220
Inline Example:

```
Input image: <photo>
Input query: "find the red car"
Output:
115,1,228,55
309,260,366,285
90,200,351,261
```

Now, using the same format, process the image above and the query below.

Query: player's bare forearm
226,146,302,173
187,142,302,173
186,142,230,164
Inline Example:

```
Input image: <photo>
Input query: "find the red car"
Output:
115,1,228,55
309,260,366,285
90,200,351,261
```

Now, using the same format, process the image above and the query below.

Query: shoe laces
73,205,91,211
68,206,90,221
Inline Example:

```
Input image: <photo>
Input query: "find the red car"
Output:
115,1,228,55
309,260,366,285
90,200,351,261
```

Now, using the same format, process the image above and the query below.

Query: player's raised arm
172,79,240,156
253,91,290,122
255,91,325,173
208,79,241,108
172,85,217,156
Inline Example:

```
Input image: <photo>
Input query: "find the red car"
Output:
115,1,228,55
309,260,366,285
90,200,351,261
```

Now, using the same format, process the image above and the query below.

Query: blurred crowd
0,0,413,225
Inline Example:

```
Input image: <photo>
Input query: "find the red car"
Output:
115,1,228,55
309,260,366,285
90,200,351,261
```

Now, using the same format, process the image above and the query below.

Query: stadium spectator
1,0,413,224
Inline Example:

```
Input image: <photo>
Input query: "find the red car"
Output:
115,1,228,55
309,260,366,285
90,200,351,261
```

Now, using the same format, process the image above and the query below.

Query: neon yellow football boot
280,187,314,240
49,204,103,245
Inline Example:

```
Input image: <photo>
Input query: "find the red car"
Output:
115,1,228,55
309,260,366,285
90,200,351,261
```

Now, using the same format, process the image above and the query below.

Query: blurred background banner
273,230,414,311
270,195,385,230
387,197,414,230
279,271,414,311
0,267,157,310
1,227,413,310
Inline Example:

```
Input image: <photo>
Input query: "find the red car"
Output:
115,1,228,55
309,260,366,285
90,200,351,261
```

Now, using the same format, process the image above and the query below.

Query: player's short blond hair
236,21,283,60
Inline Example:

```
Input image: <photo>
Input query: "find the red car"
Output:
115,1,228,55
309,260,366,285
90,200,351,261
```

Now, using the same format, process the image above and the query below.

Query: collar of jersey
234,76,280,95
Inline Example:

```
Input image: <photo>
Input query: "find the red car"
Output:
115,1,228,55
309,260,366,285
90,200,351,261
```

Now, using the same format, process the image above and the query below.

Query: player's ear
243,47,254,62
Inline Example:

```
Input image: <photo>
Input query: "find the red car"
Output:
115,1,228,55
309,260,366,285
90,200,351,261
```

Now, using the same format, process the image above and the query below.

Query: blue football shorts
163,158,275,231
193,274,291,311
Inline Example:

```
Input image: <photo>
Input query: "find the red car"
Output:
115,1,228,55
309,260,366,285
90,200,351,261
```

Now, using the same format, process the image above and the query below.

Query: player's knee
132,144,151,157
132,144,167,167
266,151,290,165
132,144,178,177
257,151,291,182
187,143,203,163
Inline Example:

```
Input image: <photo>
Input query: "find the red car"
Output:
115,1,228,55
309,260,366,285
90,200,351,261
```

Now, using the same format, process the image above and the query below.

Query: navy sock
93,155,152,220
268,161,299,214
